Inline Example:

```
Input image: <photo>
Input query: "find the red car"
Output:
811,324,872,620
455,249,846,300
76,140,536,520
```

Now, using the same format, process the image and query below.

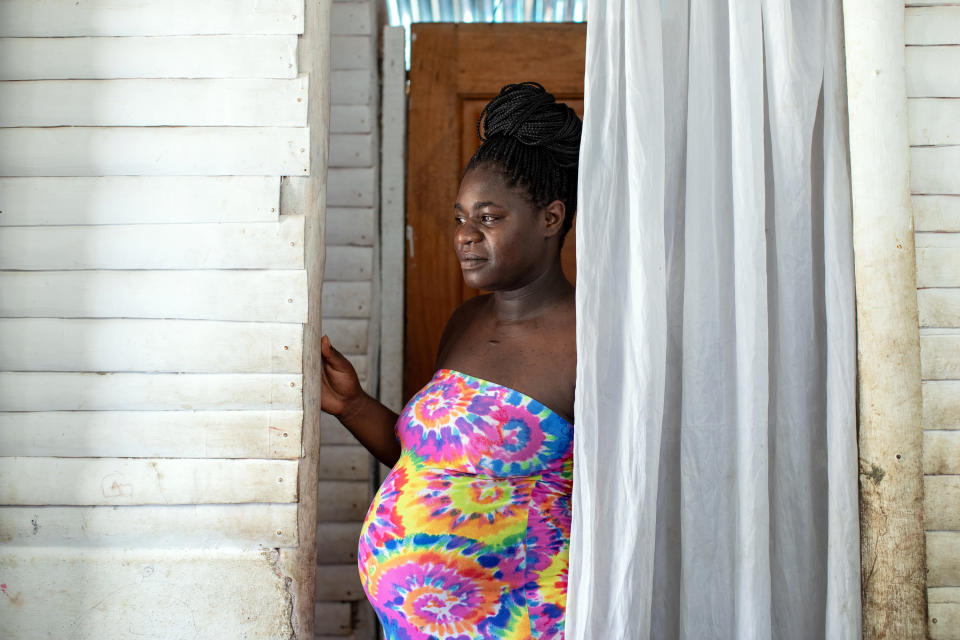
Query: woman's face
454,164,556,292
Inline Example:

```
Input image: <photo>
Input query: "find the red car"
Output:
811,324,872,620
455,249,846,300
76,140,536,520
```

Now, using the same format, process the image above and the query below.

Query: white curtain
570,0,861,638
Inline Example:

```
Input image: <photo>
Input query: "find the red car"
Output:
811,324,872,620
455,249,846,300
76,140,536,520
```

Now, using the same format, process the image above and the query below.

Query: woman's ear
543,200,566,238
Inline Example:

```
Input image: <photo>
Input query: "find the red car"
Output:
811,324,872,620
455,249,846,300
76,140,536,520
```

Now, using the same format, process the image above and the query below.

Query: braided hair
466,82,582,244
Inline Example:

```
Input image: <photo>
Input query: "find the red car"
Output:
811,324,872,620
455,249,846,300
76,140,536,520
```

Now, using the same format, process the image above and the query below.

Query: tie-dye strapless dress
358,368,574,640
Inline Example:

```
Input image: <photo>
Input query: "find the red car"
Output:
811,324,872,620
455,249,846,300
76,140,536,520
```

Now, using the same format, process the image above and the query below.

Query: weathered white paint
916,244,960,288
323,318,370,354
331,70,374,104
0,409,302,458
919,289,960,327
318,445,370,481
332,35,375,70
925,476,960,529
315,564,366,601
317,481,369,522
326,208,375,245
907,47,960,97
331,104,374,133
0,504,299,547
912,146,960,194
913,195,960,232
920,330,960,379
909,99,960,145
0,35,298,80
905,6,960,45
0,176,280,226
0,218,304,271
328,168,377,206
315,602,353,636
0,0,305,36
927,532,960,587
0,318,302,373
0,372,301,411
0,457,297,505
324,246,374,281
321,412,360,446
380,26,408,416
922,381,960,429
923,431,960,474
928,587,960,640
322,282,372,318
844,0,928,636
0,270,308,322
0,77,308,127
0,547,294,639
330,133,376,167
0,127,309,177
331,2,372,36
317,521,362,563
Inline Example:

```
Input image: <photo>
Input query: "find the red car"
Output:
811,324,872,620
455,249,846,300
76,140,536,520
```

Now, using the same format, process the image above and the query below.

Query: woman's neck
490,260,572,323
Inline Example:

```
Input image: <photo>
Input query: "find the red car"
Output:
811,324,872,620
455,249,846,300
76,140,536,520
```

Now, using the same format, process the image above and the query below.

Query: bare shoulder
435,294,492,366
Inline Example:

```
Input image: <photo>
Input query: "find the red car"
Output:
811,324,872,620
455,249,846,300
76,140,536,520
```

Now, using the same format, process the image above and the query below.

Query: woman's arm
320,335,401,467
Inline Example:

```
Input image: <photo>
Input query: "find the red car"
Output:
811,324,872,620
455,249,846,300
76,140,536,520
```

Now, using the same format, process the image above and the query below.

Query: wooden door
404,23,586,399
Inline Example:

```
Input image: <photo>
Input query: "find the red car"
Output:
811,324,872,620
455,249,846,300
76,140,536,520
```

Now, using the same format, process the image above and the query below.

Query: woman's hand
320,335,364,418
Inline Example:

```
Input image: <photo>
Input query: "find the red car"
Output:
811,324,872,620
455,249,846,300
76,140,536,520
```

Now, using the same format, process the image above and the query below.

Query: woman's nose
456,222,482,245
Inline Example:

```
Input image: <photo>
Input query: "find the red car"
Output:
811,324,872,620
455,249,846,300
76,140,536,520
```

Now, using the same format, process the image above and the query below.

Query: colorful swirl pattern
358,369,574,640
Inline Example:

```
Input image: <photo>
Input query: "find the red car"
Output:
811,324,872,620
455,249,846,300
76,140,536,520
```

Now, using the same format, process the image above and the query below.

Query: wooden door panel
405,23,586,399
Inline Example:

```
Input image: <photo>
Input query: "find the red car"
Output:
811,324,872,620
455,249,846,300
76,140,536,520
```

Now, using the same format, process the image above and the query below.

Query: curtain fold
570,1,861,637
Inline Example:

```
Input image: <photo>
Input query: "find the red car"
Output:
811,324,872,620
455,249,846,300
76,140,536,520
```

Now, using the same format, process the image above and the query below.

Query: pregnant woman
320,82,580,640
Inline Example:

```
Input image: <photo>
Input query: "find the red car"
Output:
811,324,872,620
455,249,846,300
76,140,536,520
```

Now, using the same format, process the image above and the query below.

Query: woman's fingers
321,335,354,372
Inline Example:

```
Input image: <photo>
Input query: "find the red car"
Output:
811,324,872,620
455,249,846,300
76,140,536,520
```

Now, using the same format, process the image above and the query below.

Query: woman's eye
454,216,465,225
480,215,496,224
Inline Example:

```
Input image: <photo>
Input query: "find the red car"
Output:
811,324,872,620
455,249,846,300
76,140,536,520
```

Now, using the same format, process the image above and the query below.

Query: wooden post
842,1,927,637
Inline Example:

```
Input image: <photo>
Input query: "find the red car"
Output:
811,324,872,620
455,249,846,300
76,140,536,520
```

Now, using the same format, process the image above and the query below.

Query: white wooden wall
0,1,327,638
906,3,960,638
316,1,379,638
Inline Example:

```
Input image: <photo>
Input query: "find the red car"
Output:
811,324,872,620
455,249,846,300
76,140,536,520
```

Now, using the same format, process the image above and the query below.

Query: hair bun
477,82,581,168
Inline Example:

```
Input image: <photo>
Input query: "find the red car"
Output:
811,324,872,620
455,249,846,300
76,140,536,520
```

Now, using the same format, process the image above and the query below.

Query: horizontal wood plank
322,282,372,318
921,331,960,380
330,133,376,168
912,146,960,194
906,6,960,45
332,2,373,36
332,36,374,71
0,503,298,547
323,319,369,354
925,431,960,474
0,176,280,226
327,168,376,207
923,381,960,429
315,563,366,601
0,78,307,127
926,475,960,530
321,412,362,446
0,372,301,411
331,70,373,105
318,446,370,481
0,127,309,177
331,105,373,134
907,47,960,97
0,217,303,270
0,318,302,374
0,36,298,80
0,547,294,638
914,195,960,232
0,409,302,458
326,208,375,245
929,587,960,640
0,0,304,36
0,457,298,505
909,98,960,145
0,270,307,322
315,601,353,636
324,246,374,281
26,219,299,271
919,289,960,328
318,481,369,522
317,521,363,564
928,531,960,587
